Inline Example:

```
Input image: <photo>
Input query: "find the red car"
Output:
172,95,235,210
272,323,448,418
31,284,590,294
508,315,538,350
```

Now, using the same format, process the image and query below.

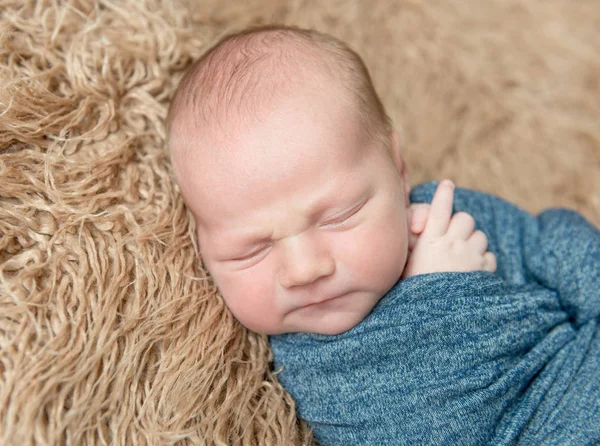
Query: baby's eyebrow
227,210,318,250
236,196,366,245
216,185,371,254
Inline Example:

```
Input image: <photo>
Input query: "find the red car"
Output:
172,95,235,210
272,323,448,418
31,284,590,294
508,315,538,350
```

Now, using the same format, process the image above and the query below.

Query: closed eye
230,245,272,263
319,199,367,229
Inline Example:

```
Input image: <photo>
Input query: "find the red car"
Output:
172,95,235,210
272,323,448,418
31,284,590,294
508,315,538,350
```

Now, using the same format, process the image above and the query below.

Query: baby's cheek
348,233,384,276
216,268,280,332
346,219,408,287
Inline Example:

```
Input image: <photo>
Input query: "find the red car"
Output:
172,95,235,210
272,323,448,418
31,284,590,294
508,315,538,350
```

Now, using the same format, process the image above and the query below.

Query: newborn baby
167,26,495,335
168,26,600,445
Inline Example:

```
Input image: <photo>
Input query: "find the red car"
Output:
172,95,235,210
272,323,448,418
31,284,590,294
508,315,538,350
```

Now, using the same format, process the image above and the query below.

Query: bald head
167,26,392,170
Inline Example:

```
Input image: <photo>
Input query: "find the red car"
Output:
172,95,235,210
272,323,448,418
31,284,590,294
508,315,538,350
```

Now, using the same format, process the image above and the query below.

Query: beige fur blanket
1,1,598,444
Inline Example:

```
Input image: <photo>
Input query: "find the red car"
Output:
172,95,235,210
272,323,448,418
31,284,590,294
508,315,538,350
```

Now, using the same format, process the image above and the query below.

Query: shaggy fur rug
1,0,598,444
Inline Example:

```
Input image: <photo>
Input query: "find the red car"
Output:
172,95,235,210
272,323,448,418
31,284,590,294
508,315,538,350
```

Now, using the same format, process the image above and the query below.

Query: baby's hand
402,180,497,278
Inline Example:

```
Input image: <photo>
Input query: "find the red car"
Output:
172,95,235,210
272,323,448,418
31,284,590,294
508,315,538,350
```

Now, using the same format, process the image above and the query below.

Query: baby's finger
483,251,497,273
447,212,476,240
408,230,419,251
408,204,430,234
466,230,488,254
423,180,455,237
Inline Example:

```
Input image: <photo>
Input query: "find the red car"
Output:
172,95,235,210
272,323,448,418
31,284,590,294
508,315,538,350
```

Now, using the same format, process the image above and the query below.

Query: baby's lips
297,290,350,308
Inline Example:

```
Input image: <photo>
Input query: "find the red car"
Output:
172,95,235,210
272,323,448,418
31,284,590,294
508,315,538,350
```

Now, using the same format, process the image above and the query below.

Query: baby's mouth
299,292,349,309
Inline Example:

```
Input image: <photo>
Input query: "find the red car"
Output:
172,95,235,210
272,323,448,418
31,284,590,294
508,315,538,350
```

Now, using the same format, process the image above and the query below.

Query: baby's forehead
168,30,377,198
171,73,353,176
169,33,360,143
174,95,369,217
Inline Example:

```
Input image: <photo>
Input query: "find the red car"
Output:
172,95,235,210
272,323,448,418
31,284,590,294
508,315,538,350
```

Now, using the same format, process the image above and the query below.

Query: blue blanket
270,182,600,445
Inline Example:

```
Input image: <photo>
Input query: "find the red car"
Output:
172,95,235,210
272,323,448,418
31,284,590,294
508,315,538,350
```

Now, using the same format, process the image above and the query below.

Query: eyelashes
229,198,369,263
230,245,272,263
319,198,367,229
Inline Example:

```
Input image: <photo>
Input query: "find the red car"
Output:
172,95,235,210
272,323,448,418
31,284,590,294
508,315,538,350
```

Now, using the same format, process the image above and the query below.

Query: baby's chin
307,318,362,335
280,302,377,335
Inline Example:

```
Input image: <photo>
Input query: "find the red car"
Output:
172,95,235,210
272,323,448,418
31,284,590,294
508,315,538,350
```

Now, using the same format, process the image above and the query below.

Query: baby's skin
168,27,496,336
168,27,600,446
407,180,497,279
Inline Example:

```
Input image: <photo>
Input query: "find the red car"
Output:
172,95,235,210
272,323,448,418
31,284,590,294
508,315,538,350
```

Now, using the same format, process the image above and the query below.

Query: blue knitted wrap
270,182,600,445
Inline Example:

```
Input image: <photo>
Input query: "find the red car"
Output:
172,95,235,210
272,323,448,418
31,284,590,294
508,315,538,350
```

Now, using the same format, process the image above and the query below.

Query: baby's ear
391,130,410,204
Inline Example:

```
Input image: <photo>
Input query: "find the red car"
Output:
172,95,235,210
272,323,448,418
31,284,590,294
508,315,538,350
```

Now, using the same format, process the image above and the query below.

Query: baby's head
168,26,412,335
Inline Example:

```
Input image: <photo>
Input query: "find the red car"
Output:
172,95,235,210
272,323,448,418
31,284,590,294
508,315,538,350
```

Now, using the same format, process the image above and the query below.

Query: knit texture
2,1,600,443
271,183,600,445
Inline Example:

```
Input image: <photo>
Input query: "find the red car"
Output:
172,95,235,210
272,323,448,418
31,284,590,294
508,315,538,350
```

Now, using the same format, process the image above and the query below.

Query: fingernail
442,179,454,189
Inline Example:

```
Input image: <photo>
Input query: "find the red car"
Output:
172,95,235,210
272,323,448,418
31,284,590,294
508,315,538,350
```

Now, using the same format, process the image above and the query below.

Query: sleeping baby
167,26,600,445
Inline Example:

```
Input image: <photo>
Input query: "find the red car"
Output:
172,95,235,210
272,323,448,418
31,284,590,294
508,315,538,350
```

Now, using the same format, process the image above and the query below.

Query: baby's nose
277,235,335,288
